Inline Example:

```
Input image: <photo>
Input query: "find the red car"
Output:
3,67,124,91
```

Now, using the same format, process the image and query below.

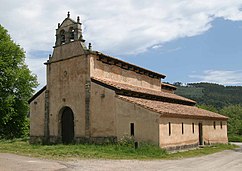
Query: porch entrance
61,107,74,144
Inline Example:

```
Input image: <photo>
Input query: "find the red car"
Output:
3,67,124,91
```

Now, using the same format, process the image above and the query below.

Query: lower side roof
117,95,228,120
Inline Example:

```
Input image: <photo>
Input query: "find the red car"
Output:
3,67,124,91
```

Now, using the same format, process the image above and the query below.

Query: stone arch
59,106,74,144
69,27,75,41
60,29,65,44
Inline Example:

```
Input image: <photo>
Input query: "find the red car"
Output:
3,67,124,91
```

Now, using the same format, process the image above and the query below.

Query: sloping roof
91,77,196,105
90,51,166,79
28,86,46,104
118,95,228,120
161,82,177,90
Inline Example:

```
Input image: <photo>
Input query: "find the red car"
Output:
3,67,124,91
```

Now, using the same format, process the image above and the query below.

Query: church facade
29,13,228,150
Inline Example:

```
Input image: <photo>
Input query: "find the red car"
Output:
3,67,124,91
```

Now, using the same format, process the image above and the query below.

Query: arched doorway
61,107,74,144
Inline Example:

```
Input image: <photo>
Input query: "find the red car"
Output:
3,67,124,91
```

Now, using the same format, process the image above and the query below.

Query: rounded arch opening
69,27,75,41
60,30,65,44
60,106,74,144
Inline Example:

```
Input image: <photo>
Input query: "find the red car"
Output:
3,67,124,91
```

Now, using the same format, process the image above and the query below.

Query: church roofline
58,12,80,28
90,51,166,79
58,17,80,28
28,86,46,104
91,77,196,106
161,82,177,90
118,95,228,120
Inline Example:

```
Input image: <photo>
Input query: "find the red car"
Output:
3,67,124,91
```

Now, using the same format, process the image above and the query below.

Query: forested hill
174,82,242,109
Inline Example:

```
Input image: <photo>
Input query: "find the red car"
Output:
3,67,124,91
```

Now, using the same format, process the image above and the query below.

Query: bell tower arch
55,12,85,46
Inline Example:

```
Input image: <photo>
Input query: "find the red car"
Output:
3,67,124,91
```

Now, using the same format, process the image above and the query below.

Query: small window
60,30,65,44
214,121,216,129
69,27,75,41
220,121,223,129
182,122,184,134
130,123,134,136
169,122,171,136
192,123,194,134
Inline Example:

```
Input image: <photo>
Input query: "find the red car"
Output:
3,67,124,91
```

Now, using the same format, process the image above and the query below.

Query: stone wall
159,117,228,149
89,82,117,137
29,90,45,139
47,53,88,139
115,98,160,145
90,54,161,91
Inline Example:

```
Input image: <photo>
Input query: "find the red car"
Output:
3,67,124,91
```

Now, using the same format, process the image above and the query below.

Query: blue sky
122,18,242,85
0,1,242,90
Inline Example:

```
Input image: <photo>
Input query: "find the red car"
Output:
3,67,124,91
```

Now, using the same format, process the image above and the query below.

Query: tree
0,24,38,139
197,104,218,113
220,105,242,135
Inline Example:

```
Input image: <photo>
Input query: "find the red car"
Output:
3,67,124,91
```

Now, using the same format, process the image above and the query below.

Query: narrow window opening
70,27,75,41
169,122,171,136
182,122,184,134
214,121,216,129
192,123,194,134
220,121,223,129
60,30,65,44
130,123,134,136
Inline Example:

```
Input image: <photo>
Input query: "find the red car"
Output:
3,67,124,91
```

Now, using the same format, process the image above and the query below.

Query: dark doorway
130,123,134,136
61,107,74,144
198,123,203,145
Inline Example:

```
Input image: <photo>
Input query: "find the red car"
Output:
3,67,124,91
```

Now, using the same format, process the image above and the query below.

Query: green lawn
0,139,237,160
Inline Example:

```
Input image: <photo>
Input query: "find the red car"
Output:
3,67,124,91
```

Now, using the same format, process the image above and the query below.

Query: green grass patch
228,134,242,142
0,139,238,160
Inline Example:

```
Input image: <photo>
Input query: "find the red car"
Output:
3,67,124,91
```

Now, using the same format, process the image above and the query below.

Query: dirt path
1,143,242,171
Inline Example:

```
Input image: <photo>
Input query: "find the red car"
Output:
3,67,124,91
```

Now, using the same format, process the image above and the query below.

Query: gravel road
0,143,242,171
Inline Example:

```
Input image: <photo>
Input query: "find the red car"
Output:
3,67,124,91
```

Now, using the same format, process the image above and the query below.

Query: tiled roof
118,95,228,120
161,82,177,90
91,77,196,105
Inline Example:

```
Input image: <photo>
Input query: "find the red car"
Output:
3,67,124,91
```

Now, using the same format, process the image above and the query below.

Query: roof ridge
90,51,166,79
117,95,228,120
91,77,196,105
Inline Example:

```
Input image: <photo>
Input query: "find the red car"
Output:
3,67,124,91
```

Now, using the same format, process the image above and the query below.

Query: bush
117,135,135,147
228,134,242,142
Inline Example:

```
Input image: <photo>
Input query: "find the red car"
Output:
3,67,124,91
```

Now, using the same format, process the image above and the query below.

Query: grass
228,134,242,142
0,139,238,160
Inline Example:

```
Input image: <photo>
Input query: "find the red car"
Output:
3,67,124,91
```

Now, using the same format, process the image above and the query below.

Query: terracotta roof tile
118,95,228,120
91,77,196,105
161,82,177,90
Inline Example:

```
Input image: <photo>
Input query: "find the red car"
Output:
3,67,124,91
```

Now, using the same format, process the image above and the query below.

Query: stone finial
49,54,52,58
77,16,80,23
88,43,92,50
67,11,70,18
58,23,60,28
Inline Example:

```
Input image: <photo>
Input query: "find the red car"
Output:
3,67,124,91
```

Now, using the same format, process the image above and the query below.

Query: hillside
174,82,242,109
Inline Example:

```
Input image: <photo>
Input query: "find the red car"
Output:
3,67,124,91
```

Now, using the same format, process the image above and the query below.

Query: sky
0,0,242,90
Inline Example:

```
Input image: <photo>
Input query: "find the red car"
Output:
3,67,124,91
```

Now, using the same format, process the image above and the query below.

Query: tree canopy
0,24,38,138
175,82,242,109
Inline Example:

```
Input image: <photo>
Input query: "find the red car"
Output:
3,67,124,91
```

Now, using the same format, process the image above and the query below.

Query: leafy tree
0,25,38,138
197,104,218,113
220,105,242,135
175,82,242,109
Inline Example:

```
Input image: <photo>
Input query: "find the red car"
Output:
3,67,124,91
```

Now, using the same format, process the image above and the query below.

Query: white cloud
151,44,163,49
189,70,242,85
25,53,47,91
1,0,242,88
1,0,242,55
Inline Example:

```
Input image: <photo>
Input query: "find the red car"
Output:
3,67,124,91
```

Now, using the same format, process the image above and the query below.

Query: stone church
29,13,228,150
